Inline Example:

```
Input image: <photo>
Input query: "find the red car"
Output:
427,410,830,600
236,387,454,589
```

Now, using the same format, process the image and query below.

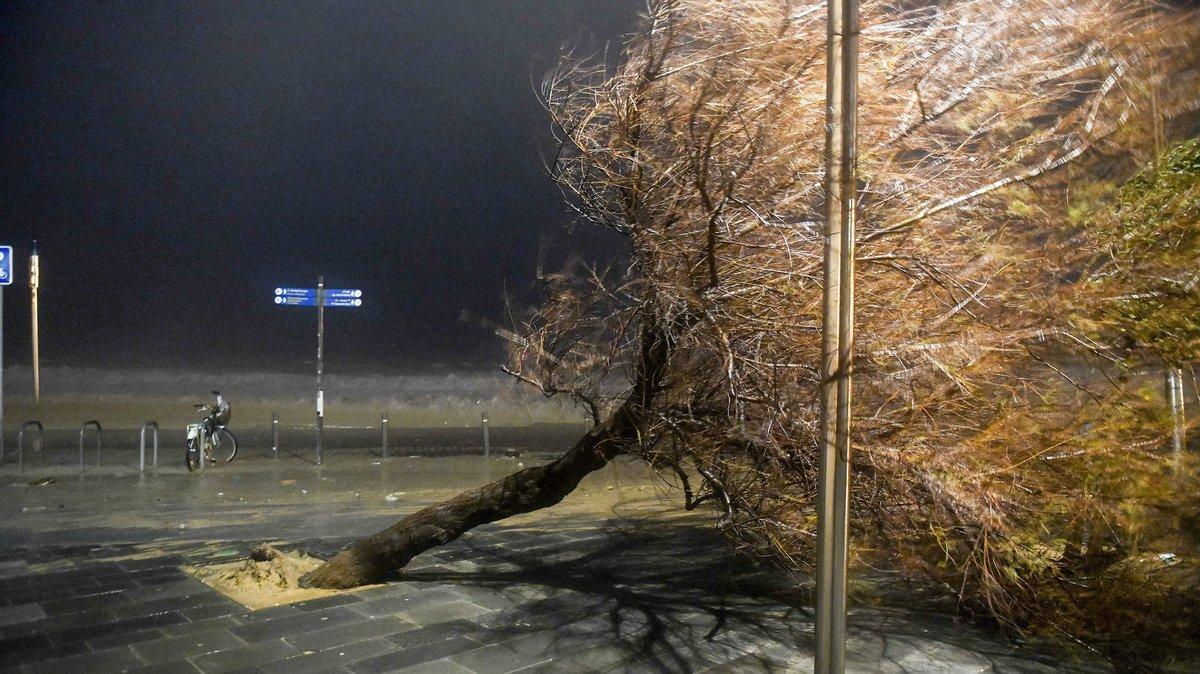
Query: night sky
0,1,637,375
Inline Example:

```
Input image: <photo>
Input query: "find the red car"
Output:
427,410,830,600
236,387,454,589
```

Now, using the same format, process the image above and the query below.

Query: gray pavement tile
230,606,363,642
161,616,245,638
57,610,189,642
20,645,146,674
132,628,248,664
0,606,115,638
181,602,245,621
87,627,167,650
0,602,46,626
294,592,363,611
39,588,130,615
283,614,416,651
447,632,558,674
387,620,487,649
244,604,303,621
191,638,299,673
351,636,484,673
389,659,476,674
349,587,465,618
256,637,398,674
0,638,88,669
397,600,491,627
439,587,524,612
127,661,205,674
124,579,212,604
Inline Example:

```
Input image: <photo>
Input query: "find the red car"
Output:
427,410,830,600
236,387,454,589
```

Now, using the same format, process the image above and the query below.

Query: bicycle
185,403,239,471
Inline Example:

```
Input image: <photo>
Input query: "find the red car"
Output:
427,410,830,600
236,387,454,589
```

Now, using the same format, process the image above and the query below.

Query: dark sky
0,1,637,375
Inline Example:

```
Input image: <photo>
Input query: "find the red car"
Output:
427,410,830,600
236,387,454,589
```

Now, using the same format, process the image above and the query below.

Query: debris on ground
189,546,339,609
27,477,55,486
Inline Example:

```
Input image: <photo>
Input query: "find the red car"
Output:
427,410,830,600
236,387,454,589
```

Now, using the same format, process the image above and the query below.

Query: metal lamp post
815,0,859,670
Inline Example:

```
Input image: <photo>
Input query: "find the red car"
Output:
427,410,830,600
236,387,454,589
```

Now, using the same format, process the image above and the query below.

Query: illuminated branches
507,0,1200,634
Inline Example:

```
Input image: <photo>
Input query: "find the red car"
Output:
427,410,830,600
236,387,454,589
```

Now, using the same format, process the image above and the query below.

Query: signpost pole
272,283,360,466
316,276,325,466
0,283,4,461
0,245,11,461
30,243,39,403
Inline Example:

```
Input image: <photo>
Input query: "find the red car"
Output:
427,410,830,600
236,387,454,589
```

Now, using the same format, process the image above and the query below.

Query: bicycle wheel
185,437,202,472
215,427,239,462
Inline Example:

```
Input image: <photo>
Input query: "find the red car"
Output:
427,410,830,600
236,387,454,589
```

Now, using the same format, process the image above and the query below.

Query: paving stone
0,602,46,626
349,587,465,618
21,645,145,673
883,635,991,673
191,638,299,673
127,660,205,674
0,637,88,668
56,610,189,642
132,628,247,663
387,620,487,649
181,603,244,621
389,659,476,674
256,637,397,674
447,631,557,673
294,592,363,611
397,599,491,626
351,636,484,673
446,587,525,612
87,627,166,650
161,615,244,637
283,614,415,651
230,606,363,642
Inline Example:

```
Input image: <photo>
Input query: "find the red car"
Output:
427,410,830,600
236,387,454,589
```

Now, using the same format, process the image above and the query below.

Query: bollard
196,424,205,473
17,421,43,473
481,409,490,458
381,413,389,458
80,420,102,472
271,412,279,459
139,421,159,472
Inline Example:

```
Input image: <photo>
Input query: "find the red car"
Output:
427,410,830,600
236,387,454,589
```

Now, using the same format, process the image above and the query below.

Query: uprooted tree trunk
299,408,632,589
300,328,668,590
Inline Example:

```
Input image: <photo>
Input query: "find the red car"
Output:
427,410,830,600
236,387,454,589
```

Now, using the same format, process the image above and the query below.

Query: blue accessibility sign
0,246,10,286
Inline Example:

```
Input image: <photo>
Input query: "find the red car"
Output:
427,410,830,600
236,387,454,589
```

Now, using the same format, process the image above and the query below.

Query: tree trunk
300,400,642,589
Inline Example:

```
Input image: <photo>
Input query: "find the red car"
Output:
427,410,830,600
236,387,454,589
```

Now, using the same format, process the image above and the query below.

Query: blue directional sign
273,287,362,307
0,246,11,285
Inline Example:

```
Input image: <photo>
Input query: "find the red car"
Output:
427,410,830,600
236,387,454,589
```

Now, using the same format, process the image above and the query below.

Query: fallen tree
303,0,1200,649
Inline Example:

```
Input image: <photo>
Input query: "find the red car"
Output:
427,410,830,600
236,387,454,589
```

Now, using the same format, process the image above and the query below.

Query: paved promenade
0,453,1108,673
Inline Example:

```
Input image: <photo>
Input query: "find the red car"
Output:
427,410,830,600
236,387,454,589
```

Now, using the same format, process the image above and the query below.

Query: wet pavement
0,452,1110,673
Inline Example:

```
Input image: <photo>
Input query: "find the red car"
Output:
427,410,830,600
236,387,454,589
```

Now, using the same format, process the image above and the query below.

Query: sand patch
187,545,364,609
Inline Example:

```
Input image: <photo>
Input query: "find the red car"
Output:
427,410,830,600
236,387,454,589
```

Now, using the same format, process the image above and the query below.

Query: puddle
186,546,372,609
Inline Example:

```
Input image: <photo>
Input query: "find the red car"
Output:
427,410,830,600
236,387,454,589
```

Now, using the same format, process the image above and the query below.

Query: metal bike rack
381,413,389,458
481,408,491,458
17,421,43,473
79,420,102,472
199,424,208,473
272,412,279,459
139,421,159,472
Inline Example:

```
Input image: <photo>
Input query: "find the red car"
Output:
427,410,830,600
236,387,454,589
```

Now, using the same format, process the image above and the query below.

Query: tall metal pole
30,242,40,403
316,276,325,466
816,0,858,670
1167,366,1185,455
0,285,4,461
